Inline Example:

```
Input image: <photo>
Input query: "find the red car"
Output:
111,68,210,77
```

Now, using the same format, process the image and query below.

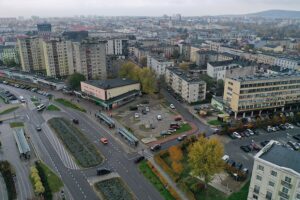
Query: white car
145,107,150,112
170,104,175,109
157,114,162,120
285,123,294,129
134,113,139,118
222,155,229,162
247,129,254,135
233,132,242,139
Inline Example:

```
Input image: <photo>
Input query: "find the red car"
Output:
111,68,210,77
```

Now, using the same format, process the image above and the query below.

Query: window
257,165,264,171
285,177,291,183
252,194,258,199
254,185,260,194
266,191,272,200
282,187,289,194
271,170,277,177
269,181,275,187
256,175,262,181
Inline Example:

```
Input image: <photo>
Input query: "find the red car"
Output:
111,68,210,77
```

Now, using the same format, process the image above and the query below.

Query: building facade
248,140,300,200
165,68,206,103
147,55,174,76
223,73,300,118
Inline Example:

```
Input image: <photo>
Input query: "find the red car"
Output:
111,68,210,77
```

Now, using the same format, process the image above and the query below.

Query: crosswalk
42,123,80,170
139,149,153,159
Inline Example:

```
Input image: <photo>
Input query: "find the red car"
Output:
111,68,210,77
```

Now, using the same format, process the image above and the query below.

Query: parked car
170,123,180,129
141,109,147,115
227,159,236,167
96,168,111,176
134,113,139,118
241,168,249,175
177,134,187,141
100,138,108,144
36,126,42,131
233,132,241,139
293,134,300,141
247,129,254,135
160,131,171,136
72,119,79,124
285,123,294,129
157,114,162,120
222,155,229,162
287,141,299,151
235,162,243,170
150,144,161,151
251,142,261,151
170,104,175,109
279,124,287,130
145,107,150,112
243,131,250,137
253,130,260,135
167,128,177,133
174,116,182,121
240,145,251,153
239,132,245,137
134,156,145,164
260,140,270,147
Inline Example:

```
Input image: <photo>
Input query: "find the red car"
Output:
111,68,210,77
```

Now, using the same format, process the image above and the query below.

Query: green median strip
0,106,19,115
46,104,60,111
9,122,24,128
55,98,86,112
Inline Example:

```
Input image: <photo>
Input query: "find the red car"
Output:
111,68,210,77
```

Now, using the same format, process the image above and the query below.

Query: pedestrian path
42,123,79,169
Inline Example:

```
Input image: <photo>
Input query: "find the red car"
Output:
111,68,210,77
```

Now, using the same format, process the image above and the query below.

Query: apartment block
0,45,19,64
106,38,128,57
147,55,174,76
17,37,45,72
165,67,206,103
195,50,234,66
73,38,107,80
223,73,300,118
248,140,300,200
42,39,74,77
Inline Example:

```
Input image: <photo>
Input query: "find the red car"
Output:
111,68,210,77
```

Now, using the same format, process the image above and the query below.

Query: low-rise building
248,140,300,200
223,72,300,118
165,67,206,103
147,54,174,76
81,78,141,109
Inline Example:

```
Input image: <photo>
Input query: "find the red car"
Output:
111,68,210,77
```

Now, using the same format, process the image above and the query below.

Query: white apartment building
106,38,128,56
17,37,45,72
147,55,174,76
274,57,300,70
73,38,107,80
42,39,74,77
165,68,206,103
248,140,300,200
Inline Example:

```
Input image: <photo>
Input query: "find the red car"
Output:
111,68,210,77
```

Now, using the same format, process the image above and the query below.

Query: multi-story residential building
42,39,74,77
195,50,234,66
106,38,128,57
73,37,107,80
248,140,300,200
274,57,300,70
0,45,19,64
223,72,300,118
37,23,52,40
165,67,206,103
207,60,256,80
17,37,45,72
147,55,174,76
178,42,191,61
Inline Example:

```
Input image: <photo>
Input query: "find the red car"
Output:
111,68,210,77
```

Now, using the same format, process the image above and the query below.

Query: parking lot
114,97,184,140
221,124,300,173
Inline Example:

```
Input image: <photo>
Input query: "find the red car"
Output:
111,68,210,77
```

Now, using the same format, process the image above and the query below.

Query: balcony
278,191,289,199
281,180,292,189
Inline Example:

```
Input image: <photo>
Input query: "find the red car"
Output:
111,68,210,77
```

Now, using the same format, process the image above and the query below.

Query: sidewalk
148,157,188,200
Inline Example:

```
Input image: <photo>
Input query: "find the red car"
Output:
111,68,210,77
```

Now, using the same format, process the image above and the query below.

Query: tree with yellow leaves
188,136,224,188
168,146,183,162
172,161,183,174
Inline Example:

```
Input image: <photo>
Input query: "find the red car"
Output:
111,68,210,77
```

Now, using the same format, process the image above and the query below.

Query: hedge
0,161,17,200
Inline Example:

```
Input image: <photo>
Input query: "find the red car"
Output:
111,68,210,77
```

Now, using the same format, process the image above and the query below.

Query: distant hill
246,10,300,19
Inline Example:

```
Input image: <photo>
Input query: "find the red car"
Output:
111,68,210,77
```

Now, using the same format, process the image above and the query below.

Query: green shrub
0,161,17,200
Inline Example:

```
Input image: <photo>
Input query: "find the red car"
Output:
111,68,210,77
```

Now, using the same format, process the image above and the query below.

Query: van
37,104,46,111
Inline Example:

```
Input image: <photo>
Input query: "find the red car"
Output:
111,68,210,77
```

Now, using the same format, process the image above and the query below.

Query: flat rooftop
83,78,139,90
230,72,300,82
167,67,206,84
260,144,300,174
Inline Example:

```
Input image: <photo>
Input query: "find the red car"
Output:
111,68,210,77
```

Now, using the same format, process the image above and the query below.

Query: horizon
0,0,300,17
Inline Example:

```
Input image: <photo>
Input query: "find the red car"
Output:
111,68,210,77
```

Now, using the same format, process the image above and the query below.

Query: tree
119,61,137,78
66,73,86,90
172,161,183,174
168,146,183,162
34,181,45,194
140,56,147,67
188,136,224,188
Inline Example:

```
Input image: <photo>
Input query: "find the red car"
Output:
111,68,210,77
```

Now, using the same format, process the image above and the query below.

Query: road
1,84,163,200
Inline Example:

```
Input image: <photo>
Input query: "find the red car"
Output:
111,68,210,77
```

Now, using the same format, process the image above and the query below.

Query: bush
48,117,103,167
35,161,52,200
94,178,134,200
55,98,86,112
154,152,179,182
0,161,17,200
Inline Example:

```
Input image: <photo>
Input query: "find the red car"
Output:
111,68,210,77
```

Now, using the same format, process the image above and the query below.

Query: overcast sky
0,0,299,17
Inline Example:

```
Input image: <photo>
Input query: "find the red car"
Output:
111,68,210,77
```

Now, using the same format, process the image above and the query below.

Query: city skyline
0,0,300,17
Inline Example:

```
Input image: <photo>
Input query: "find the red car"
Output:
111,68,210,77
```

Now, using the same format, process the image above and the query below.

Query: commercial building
17,37,45,72
42,39,74,77
248,140,300,200
223,72,300,118
147,54,174,76
81,78,141,109
73,38,107,80
165,67,206,103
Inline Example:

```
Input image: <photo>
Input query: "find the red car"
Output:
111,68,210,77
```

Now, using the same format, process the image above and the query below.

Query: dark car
260,140,270,147
170,123,180,129
293,134,300,141
72,119,79,124
129,106,138,111
235,162,243,170
227,160,236,167
141,109,147,115
134,156,145,164
96,168,111,176
240,145,251,153
36,126,42,131
279,124,287,130
150,144,161,151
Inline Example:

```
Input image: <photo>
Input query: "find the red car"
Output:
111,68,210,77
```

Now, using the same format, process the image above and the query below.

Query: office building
165,67,206,103
223,73,300,118
147,55,174,76
248,140,300,200
81,78,141,109
73,38,107,80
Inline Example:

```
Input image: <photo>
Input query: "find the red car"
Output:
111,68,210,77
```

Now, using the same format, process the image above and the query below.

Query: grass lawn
47,104,60,111
31,97,38,102
0,106,19,115
138,160,176,200
55,98,86,112
38,161,63,193
175,123,192,134
9,122,24,128
34,102,40,106
208,119,223,126
227,181,250,200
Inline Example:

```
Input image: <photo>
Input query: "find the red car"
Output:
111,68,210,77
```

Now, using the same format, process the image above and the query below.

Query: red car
100,138,108,144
